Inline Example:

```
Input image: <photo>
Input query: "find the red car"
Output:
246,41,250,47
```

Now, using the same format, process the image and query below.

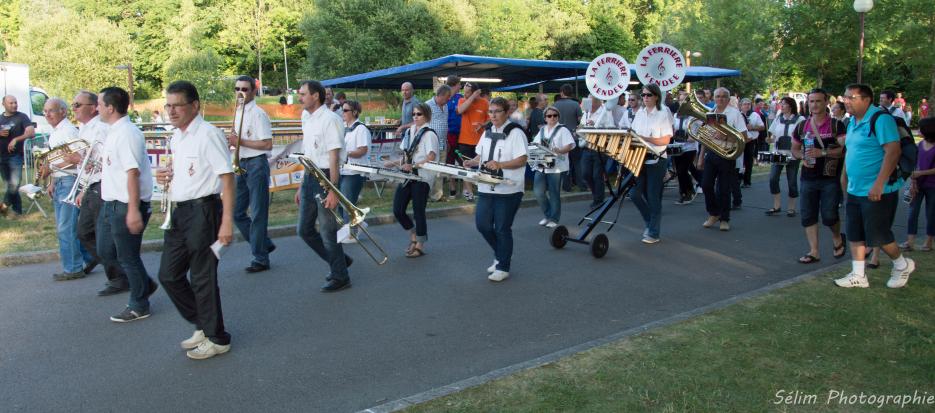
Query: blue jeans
580,149,605,205
0,154,23,214
53,175,91,273
97,201,152,312
338,173,365,223
769,160,800,197
234,156,274,266
631,160,667,238
297,171,348,282
907,186,935,236
475,192,523,272
533,171,562,222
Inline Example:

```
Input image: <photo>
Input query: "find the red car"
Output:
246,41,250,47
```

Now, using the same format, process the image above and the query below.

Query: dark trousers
297,171,348,282
158,196,230,345
732,168,743,207
907,187,935,237
0,154,23,214
476,192,523,272
742,142,756,185
564,146,583,191
77,182,127,287
631,160,667,238
234,156,274,266
97,201,153,312
673,150,701,198
580,149,605,205
701,154,736,222
393,181,429,242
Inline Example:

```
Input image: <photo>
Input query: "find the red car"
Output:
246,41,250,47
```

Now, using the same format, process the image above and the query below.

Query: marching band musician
338,99,371,243
72,91,130,295
385,102,437,258
699,87,748,232
155,81,235,360
229,76,276,274
296,80,353,292
672,92,701,205
629,84,674,244
43,98,94,281
765,97,804,217
532,106,575,228
95,87,158,322
464,97,528,282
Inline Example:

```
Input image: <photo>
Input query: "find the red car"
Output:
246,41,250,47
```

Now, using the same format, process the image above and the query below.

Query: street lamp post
685,50,702,93
853,0,874,83
115,64,135,111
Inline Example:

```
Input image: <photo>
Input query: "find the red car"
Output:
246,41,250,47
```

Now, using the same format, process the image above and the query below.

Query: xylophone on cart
551,128,659,258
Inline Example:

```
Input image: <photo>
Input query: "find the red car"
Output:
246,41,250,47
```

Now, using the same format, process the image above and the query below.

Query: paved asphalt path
0,178,910,412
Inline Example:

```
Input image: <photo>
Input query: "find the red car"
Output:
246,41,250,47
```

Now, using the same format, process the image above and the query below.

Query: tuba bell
32,140,90,189
676,93,746,160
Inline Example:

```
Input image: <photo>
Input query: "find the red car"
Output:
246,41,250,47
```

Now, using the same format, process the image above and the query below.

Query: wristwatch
821,149,828,157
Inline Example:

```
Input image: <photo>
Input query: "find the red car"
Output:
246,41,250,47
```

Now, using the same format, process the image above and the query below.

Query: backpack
868,109,916,182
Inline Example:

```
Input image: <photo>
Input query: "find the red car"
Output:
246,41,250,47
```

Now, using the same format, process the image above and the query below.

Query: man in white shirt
879,90,908,123
95,87,157,323
71,91,130,296
43,98,93,281
297,80,352,292
156,80,235,360
699,87,748,231
229,76,276,273
740,98,764,188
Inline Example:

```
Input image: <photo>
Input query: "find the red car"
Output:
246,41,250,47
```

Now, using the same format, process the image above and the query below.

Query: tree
0,0,23,58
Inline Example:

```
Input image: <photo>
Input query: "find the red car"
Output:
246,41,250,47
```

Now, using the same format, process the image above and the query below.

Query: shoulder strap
867,110,887,138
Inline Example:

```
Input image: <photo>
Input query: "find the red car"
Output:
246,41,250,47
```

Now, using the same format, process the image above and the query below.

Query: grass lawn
405,252,935,412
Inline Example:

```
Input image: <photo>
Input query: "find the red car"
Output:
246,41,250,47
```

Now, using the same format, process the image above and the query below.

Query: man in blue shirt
836,83,916,289
445,76,462,199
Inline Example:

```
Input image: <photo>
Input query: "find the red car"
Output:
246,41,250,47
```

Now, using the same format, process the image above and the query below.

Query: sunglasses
640,93,655,97
488,109,504,114
545,114,559,118
234,87,251,92
412,112,424,117
71,102,92,109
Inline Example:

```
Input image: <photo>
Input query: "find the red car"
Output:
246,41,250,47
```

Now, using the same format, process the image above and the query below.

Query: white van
0,62,51,135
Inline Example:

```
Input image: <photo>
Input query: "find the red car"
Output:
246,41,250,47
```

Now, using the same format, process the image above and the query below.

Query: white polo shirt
77,116,109,184
709,106,749,167
168,116,233,201
101,115,153,203
233,99,273,159
475,122,528,195
301,105,345,171
533,124,575,173
631,106,674,161
340,122,372,176
48,120,80,177
672,115,698,152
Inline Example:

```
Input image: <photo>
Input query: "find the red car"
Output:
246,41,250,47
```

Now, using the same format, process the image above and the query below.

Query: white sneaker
487,260,499,273
186,339,230,360
834,272,869,288
641,236,660,244
488,270,510,282
696,185,704,194
181,330,206,350
538,218,548,226
887,258,915,288
545,221,558,228
340,236,358,244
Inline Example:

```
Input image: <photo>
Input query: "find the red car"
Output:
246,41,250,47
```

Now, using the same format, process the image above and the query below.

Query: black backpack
867,109,916,182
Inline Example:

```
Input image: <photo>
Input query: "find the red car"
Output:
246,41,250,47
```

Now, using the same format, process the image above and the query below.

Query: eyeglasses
234,87,251,92
71,102,92,109
545,114,559,118
342,109,352,112
164,102,192,111
412,112,424,117
842,95,867,101
640,93,655,98
488,109,504,114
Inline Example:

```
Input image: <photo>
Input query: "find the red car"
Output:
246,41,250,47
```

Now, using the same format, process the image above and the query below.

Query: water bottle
803,135,816,167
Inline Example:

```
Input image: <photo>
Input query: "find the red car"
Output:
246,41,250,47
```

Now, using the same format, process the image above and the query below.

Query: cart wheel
591,233,609,258
550,225,569,249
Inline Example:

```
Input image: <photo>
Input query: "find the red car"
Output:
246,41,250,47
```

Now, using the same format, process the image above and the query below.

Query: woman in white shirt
766,97,804,217
385,102,437,258
338,100,371,231
629,84,673,244
464,97,528,282
532,106,575,227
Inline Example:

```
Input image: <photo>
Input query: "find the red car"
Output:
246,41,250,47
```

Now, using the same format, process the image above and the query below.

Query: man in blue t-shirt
835,83,916,289
1,95,36,215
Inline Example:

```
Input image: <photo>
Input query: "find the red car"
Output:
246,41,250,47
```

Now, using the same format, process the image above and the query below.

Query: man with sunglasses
229,76,276,273
835,83,916,289
72,91,130,296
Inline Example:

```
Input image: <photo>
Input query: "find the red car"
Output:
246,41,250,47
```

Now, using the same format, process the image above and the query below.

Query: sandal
867,261,880,269
405,240,417,255
406,247,425,258
833,233,847,259
898,241,914,251
786,209,797,217
922,245,933,252
765,208,781,216
799,254,820,264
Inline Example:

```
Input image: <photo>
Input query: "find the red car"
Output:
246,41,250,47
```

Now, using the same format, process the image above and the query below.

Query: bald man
1,95,35,215
396,82,422,136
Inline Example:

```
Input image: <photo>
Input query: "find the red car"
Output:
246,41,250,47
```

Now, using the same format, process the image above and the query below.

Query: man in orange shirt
456,82,489,201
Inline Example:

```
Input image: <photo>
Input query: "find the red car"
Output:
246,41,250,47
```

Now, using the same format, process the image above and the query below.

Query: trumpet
231,91,246,175
159,137,174,230
63,140,104,206
676,93,746,160
292,153,388,265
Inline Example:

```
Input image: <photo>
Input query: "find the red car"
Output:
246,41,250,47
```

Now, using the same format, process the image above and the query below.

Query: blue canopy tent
494,66,742,93
321,54,590,90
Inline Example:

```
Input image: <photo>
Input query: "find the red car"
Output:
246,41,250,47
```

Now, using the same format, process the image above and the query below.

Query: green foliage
165,50,228,104
6,7,134,100
0,0,22,58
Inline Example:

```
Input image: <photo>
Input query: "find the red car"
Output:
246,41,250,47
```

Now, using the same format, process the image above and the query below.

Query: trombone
292,153,389,265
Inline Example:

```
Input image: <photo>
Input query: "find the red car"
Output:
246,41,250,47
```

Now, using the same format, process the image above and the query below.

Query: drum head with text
635,44,686,91
585,53,631,100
